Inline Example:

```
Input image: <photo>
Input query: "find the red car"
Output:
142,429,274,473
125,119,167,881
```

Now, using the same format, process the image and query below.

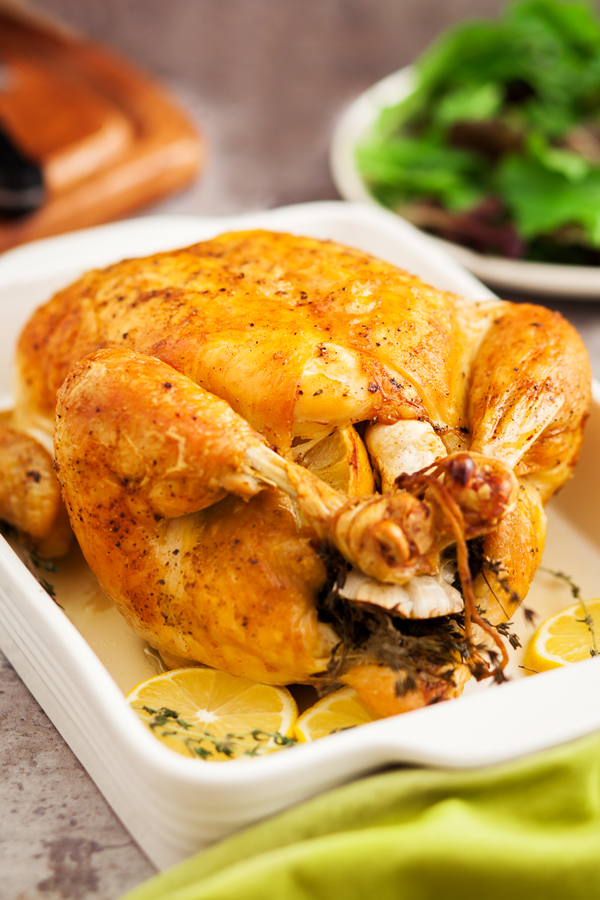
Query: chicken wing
0,423,71,558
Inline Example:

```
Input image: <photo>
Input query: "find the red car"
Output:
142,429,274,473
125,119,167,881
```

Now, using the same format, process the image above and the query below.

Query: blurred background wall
28,0,509,214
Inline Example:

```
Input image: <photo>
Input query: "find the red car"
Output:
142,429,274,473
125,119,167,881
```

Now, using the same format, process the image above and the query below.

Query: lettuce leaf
357,0,600,260
497,154,600,244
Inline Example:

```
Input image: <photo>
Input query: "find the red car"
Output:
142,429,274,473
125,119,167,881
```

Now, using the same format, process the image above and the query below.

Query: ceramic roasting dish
1,202,599,870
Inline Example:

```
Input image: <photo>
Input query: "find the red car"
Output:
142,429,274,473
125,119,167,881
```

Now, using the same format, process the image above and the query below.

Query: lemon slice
523,598,600,673
296,425,375,496
293,687,380,742
127,667,298,761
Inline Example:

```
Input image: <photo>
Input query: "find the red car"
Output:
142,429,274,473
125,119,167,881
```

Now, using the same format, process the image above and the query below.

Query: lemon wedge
295,425,375,496
127,667,298,761
523,598,600,673
293,687,380,742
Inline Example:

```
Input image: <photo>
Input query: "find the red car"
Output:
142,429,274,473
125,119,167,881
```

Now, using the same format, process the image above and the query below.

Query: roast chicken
4,230,591,717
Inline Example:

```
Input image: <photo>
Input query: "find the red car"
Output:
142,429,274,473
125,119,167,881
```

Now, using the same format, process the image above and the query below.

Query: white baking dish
0,201,599,871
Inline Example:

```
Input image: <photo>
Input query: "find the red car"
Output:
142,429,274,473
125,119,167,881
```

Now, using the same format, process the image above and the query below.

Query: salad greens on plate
357,0,600,265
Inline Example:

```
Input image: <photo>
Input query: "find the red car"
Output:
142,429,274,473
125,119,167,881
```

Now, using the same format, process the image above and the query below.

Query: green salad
357,0,600,264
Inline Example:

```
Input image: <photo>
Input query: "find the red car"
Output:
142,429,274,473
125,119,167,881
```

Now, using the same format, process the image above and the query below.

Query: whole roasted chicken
5,230,591,716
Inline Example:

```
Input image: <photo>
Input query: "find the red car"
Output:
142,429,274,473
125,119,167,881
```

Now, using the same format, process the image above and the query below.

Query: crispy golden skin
54,349,335,684
15,230,506,450
14,231,592,716
0,423,71,558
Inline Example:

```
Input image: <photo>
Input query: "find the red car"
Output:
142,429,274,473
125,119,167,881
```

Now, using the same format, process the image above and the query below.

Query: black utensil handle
0,121,44,215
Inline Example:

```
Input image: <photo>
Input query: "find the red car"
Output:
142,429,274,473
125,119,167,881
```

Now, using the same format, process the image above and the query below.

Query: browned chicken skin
9,230,592,716
0,424,71,558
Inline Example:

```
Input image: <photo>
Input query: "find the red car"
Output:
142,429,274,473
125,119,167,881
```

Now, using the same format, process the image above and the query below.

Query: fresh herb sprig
28,551,61,573
540,567,599,657
0,523,62,605
134,705,296,760
316,545,503,696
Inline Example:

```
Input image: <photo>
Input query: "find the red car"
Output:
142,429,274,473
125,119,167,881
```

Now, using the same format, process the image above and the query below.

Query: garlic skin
365,419,446,491
339,564,463,619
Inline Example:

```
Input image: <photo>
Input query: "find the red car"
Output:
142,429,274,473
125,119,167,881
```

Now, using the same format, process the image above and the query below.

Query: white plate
330,67,600,299
0,202,599,871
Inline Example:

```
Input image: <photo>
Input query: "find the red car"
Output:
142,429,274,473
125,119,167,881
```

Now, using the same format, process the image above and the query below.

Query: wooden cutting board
0,6,203,251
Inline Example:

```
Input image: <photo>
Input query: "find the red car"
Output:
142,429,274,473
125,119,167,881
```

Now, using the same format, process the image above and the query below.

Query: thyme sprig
23,546,62,607
134,705,297,760
37,576,57,600
316,546,491,695
28,551,61,573
0,522,62,606
470,541,537,633
541,567,599,658
316,540,521,695
493,619,522,651
480,558,519,608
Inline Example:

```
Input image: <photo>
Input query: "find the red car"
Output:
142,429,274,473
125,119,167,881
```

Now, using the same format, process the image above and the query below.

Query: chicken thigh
12,231,592,715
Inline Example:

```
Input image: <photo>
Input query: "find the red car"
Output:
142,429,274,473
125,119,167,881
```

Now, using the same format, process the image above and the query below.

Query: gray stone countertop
2,0,600,897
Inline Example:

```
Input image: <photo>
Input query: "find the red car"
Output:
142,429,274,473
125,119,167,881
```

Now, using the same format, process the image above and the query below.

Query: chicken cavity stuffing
7,230,591,717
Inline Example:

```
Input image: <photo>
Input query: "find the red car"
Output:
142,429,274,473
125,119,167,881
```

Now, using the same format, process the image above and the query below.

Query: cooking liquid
9,537,162,692
8,482,600,697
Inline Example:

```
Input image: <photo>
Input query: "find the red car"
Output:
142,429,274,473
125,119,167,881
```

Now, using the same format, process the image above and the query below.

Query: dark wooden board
0,8,203,251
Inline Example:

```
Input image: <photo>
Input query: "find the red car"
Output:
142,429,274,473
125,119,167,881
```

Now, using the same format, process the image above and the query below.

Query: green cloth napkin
122,732,600,900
